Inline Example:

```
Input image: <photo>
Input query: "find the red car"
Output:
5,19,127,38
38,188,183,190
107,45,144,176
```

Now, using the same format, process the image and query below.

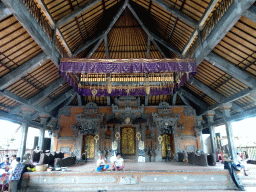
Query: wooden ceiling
0,0,256,127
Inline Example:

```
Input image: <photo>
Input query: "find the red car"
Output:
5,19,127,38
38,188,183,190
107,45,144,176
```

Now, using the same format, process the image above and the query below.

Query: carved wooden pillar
220,103,237,162
195,115,204,151
39,112,49,151
205,110,216,155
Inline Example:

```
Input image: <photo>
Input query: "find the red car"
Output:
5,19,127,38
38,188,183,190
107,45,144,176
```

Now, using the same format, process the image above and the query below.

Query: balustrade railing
201,0,234,41
237,146,256,160
0,149,32,162
22,0,68,57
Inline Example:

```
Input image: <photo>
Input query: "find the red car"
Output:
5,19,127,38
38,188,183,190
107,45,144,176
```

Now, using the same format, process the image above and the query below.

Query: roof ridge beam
45,89,76,112
186,0,255,65
128,3,181,56
205,52,256,89
28,78,66,105
243,5,256,23
0,53,49,90
2,0,61,66
36,0,72,57
0,2,12,20
56,0,102,28
151,0,198,28
74,0,128,56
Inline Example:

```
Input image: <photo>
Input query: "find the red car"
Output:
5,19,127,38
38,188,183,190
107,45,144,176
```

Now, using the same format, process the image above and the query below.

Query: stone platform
21,162,239,192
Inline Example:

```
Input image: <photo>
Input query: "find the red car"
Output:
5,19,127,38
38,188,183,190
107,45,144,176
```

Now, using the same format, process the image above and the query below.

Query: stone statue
112,141,118,150
138,140,145,150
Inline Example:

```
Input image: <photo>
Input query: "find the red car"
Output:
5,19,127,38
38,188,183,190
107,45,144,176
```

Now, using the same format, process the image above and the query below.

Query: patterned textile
10,163,24,181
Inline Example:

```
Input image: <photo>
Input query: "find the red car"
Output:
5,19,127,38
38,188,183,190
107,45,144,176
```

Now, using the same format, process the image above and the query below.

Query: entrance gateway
57,96,200,162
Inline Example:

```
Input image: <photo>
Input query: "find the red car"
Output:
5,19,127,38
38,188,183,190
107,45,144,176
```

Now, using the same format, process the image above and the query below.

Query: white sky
0,119,50,150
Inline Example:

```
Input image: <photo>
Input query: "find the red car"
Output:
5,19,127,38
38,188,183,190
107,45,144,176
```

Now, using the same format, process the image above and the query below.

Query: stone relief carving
119,175,138,185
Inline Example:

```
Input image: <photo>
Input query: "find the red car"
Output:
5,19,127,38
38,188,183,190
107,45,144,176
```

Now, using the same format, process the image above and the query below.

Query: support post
220,103,237,162
107,96,111,106
195,116,204,152
205,110,216,156
18,106,33,161
38,113,49,151
18,121,28,162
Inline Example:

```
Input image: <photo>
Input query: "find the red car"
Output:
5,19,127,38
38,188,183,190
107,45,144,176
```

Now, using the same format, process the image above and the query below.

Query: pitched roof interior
0,0,255,123
0,15,43,78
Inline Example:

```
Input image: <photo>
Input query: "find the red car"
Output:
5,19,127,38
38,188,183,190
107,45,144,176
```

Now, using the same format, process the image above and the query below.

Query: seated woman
113,153,125,171
96,155,109,172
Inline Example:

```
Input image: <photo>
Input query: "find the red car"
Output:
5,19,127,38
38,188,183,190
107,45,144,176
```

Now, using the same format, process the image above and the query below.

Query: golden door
82,135,95,159
161,134,170,158
121,127,135,155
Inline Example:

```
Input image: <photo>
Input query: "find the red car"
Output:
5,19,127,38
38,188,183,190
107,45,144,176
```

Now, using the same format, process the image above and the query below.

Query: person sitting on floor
113,153,125,171
96,155,109,172
236,152,248,176
0,157,10,169
8,157,25,192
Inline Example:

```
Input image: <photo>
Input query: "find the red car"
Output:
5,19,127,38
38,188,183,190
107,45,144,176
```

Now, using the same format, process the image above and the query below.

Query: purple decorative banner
59,58,196,96
59,58,196,74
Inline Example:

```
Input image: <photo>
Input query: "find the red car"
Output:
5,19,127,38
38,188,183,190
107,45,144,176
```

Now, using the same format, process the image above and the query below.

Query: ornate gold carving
121,128,135,155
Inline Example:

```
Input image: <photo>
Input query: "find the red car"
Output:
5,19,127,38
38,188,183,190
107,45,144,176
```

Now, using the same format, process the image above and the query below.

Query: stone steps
21,170,238,191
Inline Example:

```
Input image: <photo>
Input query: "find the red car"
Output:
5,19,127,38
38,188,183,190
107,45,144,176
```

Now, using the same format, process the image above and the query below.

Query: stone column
38,113,49,151
18,106,33,161
195,116,204,151
18,121,28,161
205,110,216,156
94,127,100,161
220,103,237,162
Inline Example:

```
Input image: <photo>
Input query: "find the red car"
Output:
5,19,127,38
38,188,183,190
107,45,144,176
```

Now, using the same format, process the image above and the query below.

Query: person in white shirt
96,155,109,172
10,155,17,170
113,153,125,171
236,152,248,176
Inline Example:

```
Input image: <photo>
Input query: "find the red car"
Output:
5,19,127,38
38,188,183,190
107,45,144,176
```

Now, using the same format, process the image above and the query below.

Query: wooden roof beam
87,38,104,57
77,93,82,106
2,0,61,66
36,0,72,57
0,111,44,129
177,91,191,106
0,2,12,20
205,52,256,89
104,36,109,59
182,0,220,56
243,5,256,24
128,3,181,56
186,0,255,65
0,53,49,90
190,77,244,114
146,36,151,58
151,0,198,28
0,90,49,115
74,0,128,56
179,88,208,111
172,92,177,105
55,0,102,28
28,78,66,105
45,89,76,112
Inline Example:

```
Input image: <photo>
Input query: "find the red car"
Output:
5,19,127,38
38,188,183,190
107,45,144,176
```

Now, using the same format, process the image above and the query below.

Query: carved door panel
161,134,171,158
121,127,136,155
82,135,95,159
